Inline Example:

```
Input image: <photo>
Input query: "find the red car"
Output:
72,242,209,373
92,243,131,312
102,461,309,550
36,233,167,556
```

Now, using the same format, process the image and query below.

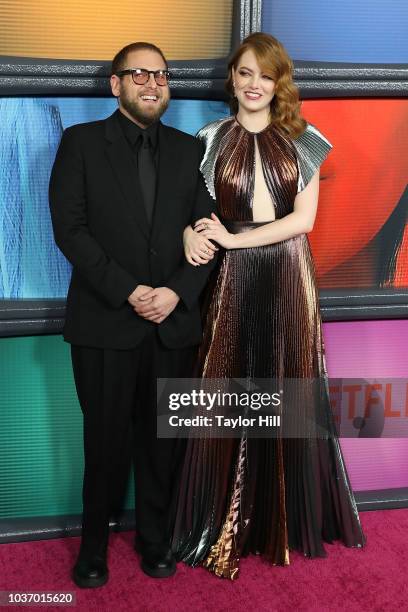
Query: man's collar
117,109,159,149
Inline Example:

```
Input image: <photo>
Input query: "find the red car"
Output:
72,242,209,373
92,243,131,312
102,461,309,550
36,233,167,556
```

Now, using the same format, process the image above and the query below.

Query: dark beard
121,93,169,126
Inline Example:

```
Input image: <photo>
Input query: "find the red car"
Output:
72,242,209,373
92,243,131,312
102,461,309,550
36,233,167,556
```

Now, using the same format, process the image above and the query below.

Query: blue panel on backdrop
262,0,408,63
0,98,229,299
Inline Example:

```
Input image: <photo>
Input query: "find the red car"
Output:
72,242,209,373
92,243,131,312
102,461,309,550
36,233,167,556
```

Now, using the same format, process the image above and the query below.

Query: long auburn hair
226,32,306,139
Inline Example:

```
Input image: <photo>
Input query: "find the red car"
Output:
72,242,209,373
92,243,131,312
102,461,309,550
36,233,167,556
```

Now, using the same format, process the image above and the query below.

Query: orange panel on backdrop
300,99,408,286
0,0,233,60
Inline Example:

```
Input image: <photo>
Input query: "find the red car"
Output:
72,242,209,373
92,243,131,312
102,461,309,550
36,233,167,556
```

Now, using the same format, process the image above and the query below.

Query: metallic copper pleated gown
171,117,366,579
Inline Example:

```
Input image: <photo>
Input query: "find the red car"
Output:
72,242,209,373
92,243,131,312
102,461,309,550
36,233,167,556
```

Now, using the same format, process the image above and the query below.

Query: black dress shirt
117,110,159,165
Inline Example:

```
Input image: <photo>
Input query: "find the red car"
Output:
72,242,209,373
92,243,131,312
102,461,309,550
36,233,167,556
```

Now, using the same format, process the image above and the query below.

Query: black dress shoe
72,555,109,588
138,542,176,578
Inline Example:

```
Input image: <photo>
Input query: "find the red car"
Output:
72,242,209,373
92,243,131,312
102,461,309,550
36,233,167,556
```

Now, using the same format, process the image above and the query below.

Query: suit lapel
104,111,150,240
151,123,182,244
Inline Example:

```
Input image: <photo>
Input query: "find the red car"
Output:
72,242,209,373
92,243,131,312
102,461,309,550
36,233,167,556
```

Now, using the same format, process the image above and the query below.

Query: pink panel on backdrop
323,319,408,491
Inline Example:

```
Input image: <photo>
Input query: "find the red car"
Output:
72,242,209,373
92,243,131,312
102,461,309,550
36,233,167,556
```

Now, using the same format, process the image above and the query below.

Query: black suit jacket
49,110,216,349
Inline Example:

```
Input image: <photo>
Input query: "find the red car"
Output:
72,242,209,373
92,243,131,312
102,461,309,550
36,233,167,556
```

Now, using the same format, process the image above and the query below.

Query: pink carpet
1,509,407,611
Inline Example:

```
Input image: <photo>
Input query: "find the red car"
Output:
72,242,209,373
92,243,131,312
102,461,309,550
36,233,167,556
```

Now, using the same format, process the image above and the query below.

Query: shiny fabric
171,117,366,579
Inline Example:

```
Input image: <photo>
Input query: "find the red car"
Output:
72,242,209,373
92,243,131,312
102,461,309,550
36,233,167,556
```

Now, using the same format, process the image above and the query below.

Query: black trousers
71,330,196,558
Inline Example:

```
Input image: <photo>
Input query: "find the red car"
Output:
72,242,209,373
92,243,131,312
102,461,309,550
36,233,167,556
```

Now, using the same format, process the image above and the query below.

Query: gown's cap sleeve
196,118,234,200
293,123,333,193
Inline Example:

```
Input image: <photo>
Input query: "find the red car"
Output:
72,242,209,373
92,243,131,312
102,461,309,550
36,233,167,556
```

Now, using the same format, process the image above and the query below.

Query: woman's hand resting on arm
183,223,219,266
195,170,320,249
194,213,238,250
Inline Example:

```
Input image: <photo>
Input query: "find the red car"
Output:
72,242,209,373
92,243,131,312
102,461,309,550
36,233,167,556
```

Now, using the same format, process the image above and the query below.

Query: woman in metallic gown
171,33,365,579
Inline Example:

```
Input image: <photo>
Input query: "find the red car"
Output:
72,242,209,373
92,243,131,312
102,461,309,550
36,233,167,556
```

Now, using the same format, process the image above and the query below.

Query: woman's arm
183,225,218,266
196,169,320,250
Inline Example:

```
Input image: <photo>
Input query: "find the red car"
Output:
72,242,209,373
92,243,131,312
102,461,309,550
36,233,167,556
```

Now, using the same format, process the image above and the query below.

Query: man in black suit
49,42,217,587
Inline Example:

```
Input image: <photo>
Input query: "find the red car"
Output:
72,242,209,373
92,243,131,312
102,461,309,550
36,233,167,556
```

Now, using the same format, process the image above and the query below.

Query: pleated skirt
171,228,366,579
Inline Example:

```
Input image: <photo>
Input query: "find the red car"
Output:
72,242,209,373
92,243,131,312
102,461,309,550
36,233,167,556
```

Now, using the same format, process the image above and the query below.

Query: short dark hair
111,42,168,75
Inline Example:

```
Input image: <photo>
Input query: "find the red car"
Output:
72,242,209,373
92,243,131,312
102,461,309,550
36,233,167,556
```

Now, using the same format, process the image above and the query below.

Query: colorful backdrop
0,0,407,527
0,0,233,60
1,97,407,299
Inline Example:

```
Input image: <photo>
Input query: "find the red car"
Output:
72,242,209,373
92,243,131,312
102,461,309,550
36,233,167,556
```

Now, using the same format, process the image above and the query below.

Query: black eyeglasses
116,68,171,86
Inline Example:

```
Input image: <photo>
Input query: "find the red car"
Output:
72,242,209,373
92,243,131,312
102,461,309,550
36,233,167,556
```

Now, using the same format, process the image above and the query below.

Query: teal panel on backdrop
0,334,134,518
